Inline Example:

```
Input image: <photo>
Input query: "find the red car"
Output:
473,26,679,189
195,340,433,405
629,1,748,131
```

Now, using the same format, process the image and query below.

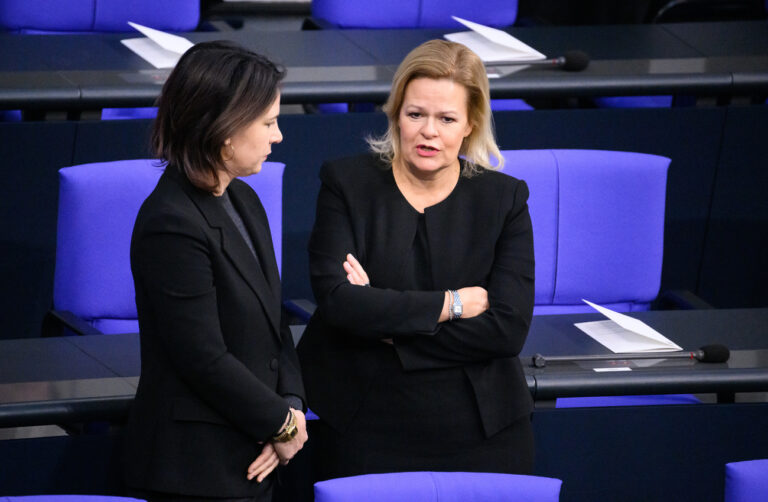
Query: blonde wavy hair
368,39,503,176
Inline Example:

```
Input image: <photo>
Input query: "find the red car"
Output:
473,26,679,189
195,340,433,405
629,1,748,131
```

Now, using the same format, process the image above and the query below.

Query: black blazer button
269,358,279,371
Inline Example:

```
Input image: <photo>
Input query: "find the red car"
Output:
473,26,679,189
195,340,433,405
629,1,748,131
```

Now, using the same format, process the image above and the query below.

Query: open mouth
417,145,439,153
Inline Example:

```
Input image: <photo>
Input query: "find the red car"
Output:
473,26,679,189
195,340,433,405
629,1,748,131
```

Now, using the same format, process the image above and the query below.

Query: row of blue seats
3,0,766,33
51,150,669,337
3,458,767,501
51,149,692,411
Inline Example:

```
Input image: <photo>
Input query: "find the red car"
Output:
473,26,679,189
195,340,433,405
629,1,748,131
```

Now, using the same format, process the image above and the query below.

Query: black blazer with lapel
298,153,534,438
124,167,304,498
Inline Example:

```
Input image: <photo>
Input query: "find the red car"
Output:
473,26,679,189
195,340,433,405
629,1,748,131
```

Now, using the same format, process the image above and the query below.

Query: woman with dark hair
298,39,535,480
124,41,307,502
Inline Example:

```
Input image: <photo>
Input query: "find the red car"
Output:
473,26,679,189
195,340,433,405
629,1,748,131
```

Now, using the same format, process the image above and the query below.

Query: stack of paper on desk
575,299,683,353
444,16,546,64
121,22,194,69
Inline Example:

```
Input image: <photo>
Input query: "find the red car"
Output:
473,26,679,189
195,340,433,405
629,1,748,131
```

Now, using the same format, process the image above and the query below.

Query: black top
218,190,304,413
125,167,305,498
298,153,535,438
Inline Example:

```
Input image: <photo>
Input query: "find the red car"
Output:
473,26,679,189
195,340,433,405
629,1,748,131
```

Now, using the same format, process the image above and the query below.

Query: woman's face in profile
224,93,283,178
397,77,472,176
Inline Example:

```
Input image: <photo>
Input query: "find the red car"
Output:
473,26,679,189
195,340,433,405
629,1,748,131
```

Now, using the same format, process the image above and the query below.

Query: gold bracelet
272,409,298,443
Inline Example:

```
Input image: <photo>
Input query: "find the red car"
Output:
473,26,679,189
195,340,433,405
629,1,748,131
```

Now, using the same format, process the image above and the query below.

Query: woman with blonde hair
299,39,535,480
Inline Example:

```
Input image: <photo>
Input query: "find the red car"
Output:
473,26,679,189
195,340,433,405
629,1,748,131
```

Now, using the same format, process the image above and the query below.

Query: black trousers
310,413,534,482
309,350,534,481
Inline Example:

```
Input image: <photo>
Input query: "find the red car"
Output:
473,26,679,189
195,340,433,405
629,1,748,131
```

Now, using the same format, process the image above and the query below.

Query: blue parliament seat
725,458,768,502
314,471,562,502
45,159,285,336
500,149,700,407
310,0,518,29
500,149,669,315
0,0,198,33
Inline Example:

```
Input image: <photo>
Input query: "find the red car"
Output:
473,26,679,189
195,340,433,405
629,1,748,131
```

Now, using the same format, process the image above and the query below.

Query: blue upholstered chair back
312,0,518,29
499,149,670,315
725,459,768,502
314,471,562,502
53,159,284,334
0,0,199,33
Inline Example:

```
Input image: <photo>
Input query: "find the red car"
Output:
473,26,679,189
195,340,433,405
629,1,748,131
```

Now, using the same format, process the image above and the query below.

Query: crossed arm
309,172,535,369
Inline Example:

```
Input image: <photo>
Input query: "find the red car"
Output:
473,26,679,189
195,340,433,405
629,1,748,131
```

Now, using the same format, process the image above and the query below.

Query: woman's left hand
343,253,370,286
247,442,280,483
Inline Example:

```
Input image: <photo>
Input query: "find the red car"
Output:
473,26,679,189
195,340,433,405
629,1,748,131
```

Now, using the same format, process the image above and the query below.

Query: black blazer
298,153,534,438
124,167,304,498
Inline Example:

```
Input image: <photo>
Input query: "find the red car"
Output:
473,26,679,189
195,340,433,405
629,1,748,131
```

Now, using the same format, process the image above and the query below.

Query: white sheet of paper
485,65,529,79
593,367,632,372
575,299,683,353
121,38,182,68
128,22,194,53
121,22,194,69
444,16,546,63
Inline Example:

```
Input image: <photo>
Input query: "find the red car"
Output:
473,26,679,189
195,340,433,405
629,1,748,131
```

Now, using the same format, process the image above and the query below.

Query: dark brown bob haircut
152,40,285,191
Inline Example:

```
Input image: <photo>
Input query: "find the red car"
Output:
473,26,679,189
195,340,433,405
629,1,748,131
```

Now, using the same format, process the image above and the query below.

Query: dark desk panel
499,24,702,60
0,337,117,382
341,24,702,63
220,30,378,67
1,29,384,108
523,308,768,355
663,20,768,57
329,22,768,99
0,35,142,72
2,22,767,109
0,30,379,72
530,349,768,399
1,309,766,427
68,333,141,378
340,25,739,99
339,28,445,63
522,308,768,400
487,60,735,98
0,335,139,427
0,377,137,427
0,71,80,110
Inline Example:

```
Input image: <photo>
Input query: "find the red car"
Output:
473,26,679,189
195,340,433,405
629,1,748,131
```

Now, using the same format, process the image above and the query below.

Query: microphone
487,50,590,72
531,344,730,368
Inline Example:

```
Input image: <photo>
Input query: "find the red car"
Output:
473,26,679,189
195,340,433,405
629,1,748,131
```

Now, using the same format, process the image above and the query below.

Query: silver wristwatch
450,290,463,320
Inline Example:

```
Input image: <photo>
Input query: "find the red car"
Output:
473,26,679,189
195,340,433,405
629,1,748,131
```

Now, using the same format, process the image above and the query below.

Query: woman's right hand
439,286,489,322
271,409,308,465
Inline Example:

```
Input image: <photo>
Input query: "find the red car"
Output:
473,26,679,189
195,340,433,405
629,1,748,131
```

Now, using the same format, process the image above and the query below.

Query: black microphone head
562,50,590,71
699,344,730,363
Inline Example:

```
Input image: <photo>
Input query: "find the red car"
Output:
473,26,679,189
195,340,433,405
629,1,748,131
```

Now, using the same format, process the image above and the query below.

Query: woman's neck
212,171,233,196
392,159,460,213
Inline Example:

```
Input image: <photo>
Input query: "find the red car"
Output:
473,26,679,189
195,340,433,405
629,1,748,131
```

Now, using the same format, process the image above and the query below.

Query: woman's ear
221,139,234,162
